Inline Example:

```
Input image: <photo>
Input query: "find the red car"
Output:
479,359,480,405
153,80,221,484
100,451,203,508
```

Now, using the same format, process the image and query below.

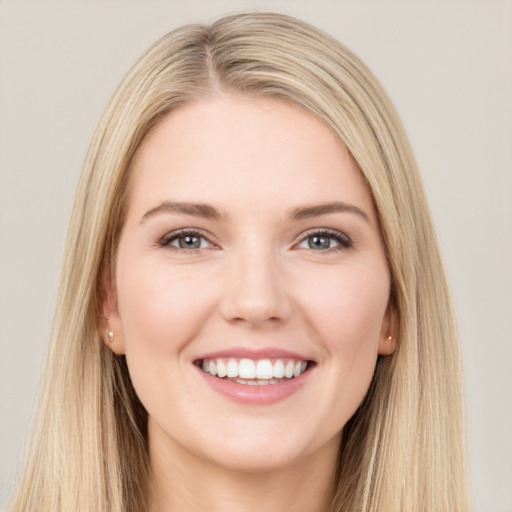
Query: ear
98,268,126,355
378,302,398,356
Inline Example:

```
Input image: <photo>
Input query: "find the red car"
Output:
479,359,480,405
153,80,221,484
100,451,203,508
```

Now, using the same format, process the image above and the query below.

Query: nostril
219,271,292,325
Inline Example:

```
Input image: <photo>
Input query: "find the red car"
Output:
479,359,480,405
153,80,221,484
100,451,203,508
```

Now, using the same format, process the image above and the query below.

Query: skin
102,95,397,512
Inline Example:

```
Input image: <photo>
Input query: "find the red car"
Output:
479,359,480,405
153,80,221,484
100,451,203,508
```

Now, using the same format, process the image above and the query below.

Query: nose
219,245,292,327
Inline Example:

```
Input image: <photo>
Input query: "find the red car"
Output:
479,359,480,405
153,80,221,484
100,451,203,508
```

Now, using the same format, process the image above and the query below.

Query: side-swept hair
10,12,469,512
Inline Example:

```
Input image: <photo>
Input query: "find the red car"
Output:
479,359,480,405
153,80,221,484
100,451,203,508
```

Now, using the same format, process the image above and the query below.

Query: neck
147,432,339,512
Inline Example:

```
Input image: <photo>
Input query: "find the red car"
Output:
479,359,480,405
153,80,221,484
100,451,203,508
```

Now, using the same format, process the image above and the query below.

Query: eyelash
157,229,215,251
296,229,353,252
157,228,353,253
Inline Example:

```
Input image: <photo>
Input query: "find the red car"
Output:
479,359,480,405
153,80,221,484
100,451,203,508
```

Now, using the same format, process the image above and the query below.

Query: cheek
115,260,214,416
298,262,390,346
116,259,215,350
303,264,389,422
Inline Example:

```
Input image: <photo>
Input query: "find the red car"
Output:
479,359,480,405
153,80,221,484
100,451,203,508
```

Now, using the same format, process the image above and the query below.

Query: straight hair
10,12,469,512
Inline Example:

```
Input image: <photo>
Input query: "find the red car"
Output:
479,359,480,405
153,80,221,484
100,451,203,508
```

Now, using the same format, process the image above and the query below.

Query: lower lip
195,365,313,405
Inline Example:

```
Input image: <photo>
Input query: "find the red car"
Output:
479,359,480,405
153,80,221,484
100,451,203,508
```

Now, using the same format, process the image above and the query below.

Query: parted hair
10,11,469,512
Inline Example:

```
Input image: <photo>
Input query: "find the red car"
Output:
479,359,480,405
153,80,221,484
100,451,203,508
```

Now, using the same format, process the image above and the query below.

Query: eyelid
158,228,218,250
293,228,353,251
157,227,352,252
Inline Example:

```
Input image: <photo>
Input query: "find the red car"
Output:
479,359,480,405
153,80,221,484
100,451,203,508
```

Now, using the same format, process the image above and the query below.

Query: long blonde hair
10,12,469,512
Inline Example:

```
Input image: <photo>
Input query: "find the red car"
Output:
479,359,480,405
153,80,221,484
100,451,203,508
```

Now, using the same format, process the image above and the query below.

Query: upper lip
194,347,313,362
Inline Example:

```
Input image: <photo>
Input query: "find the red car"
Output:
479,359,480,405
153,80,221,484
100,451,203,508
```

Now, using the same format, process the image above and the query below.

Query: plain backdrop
0,1,511,511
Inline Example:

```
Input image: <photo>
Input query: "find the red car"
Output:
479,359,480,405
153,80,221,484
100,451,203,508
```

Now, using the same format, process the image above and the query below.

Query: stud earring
387,336,393,342
108,331,114,343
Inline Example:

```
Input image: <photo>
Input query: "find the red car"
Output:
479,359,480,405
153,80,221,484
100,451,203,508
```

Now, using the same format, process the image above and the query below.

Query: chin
203,444,308,474
191,422,341,475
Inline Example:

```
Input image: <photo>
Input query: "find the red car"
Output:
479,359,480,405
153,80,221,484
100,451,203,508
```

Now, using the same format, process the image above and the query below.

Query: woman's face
104,95,395,473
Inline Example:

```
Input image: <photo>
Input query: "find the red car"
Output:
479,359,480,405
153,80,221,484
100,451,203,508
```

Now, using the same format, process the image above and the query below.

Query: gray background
1,1,511,511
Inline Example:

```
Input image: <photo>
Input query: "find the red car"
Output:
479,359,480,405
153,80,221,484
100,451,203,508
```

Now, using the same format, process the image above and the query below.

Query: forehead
127,95,375,220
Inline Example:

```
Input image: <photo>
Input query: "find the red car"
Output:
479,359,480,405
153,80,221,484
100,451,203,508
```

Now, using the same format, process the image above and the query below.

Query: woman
10,12,469,512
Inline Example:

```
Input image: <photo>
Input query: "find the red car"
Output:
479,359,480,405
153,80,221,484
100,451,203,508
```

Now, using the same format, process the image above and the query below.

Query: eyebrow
287,201,370,222
140,201,225,223
140,200,370,224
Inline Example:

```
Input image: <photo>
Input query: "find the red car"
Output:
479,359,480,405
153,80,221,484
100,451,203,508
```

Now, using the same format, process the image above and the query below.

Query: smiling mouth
195,357,313,386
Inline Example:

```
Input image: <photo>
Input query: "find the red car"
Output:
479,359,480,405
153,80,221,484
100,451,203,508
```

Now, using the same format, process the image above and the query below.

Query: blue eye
297,230,351,251
160,230,212,250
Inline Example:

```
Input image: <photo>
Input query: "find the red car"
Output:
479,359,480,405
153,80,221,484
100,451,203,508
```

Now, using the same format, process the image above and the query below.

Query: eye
159,230,214,250
296,230,352,251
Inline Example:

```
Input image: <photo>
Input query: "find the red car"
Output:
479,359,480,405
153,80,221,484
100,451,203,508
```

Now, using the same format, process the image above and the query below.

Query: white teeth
226,358,238,378
234,378,280,386
256,359,274,379
239,359,256,379
217,359,227,378
284,361,295,378
200,356,310,382
273,360,285,378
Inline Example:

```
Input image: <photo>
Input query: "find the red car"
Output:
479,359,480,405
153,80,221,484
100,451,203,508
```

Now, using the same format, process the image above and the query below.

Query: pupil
309,235,330,250
179,235,201,249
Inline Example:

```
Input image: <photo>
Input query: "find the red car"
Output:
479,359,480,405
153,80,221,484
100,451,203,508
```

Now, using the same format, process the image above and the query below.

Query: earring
108,331,114,343
387,336,393,342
